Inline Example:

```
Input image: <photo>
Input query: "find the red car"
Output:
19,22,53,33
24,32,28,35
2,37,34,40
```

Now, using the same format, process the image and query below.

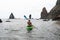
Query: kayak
26,25,33,31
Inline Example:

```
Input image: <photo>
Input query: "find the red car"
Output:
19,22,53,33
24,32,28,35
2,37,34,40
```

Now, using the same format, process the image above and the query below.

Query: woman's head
28,20,30,22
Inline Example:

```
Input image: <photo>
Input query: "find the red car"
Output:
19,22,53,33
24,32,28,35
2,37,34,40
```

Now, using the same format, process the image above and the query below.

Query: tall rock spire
56,0,60,5
41,7,48,19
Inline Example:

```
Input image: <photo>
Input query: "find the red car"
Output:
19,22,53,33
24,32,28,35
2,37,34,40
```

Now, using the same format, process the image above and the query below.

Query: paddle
32,25,38,29
32,25,41,31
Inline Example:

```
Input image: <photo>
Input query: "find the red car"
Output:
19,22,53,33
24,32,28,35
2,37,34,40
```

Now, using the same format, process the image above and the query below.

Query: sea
0,18,60,40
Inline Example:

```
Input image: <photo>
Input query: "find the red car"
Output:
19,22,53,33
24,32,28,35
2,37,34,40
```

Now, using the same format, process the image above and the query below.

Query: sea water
0,19,60,40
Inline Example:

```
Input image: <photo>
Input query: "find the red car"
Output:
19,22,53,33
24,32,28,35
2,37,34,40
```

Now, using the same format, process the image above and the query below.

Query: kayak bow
26,25,33,31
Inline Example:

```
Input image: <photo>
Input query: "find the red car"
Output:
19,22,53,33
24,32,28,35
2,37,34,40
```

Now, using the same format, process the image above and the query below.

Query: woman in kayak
27,20,32,27
26,20,33,32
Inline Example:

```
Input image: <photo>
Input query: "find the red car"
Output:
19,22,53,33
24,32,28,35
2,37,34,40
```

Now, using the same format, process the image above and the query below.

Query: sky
0,0,57,19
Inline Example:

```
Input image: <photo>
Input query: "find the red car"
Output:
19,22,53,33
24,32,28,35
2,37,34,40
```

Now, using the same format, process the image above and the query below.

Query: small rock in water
6,20,11,22
0,19,2,23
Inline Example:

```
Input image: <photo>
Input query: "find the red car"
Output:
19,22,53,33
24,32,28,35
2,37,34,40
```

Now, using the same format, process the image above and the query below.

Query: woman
27,20,32,26
26,20,33,32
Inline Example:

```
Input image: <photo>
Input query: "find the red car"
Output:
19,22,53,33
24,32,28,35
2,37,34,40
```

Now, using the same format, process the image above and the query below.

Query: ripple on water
0,37,19,40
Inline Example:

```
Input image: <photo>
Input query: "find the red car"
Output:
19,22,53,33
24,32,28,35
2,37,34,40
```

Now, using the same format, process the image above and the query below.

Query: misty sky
0,0,57,18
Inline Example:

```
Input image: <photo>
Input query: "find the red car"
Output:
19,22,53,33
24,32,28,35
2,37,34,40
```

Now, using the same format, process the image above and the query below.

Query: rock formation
9,13,15,19
56,0,60,5
0,19,2,23
48,0,60,20
41,7,48,19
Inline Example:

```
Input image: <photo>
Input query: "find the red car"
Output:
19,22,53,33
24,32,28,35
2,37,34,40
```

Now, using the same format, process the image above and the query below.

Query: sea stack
9,13,15,19
41,7,48,19
48,0,60,20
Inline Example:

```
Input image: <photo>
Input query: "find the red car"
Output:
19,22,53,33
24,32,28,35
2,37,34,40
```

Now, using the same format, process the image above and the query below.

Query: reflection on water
0,19,60,40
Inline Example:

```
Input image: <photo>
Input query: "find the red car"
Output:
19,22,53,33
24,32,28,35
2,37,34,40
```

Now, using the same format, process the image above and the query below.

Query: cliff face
48,0,60,20
56,0,60,5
